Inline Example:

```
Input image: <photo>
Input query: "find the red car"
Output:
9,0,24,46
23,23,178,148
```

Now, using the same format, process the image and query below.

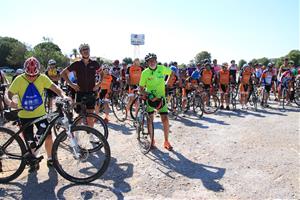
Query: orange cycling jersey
100,74,113,90
219,70,230,85
241,69,252,84
201,69,213,85
128,66,143,85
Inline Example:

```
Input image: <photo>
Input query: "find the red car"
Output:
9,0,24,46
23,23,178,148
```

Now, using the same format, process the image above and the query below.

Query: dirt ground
0,100,299,200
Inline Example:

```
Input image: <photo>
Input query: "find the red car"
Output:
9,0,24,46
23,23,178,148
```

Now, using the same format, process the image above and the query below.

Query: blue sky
0,0,299,64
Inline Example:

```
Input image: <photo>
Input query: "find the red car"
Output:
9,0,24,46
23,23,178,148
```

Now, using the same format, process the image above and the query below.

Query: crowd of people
1,43,299,172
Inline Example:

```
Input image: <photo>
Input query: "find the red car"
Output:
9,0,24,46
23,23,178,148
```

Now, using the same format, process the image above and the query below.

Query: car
0,67,15,74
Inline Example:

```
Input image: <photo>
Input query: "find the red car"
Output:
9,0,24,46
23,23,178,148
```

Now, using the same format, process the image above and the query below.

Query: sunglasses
82,48,89,51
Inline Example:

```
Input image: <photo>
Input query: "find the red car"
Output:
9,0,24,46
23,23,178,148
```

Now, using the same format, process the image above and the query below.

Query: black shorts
220,84,228,93
19,117,49,143
99,89,108,100
204,84,210,90
75,92,96,111
264,85,271,93
46,89,58,98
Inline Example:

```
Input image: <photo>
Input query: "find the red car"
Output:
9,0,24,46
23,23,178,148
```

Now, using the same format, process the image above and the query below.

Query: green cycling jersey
139,65,171,98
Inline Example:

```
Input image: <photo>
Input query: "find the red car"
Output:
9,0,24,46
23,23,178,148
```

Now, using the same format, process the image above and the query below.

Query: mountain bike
0,98,110,183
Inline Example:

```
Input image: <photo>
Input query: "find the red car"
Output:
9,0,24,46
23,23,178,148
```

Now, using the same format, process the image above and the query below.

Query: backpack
21,76,43,111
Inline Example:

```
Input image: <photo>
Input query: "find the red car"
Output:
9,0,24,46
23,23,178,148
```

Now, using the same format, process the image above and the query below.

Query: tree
72,48,78,59
123,57,133,65
256,57,269,67
28,41,69,71
0,36,27,67
238,59,247,68
287,49,300,66
194,51,211,64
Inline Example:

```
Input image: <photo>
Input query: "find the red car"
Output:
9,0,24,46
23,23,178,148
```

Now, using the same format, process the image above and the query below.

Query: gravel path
0,101,299,200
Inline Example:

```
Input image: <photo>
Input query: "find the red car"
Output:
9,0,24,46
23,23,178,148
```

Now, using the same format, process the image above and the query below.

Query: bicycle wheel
252,93,258,111
129,97,139,121
200,93,220,114
135,108,153,154
294,89,300,107
111,95,128,122
74,113,108,140
192,95,204,117
0,127,26,183
52,125,111,183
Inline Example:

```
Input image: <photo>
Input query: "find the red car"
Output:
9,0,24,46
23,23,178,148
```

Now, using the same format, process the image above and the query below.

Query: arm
49,83,68,99
60,68,80,91
166,71,175,87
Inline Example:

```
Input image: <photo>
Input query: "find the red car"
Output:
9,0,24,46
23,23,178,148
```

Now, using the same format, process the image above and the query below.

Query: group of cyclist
2,43,299,172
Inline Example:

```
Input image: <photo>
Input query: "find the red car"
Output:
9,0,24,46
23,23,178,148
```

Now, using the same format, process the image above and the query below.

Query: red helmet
24,57,40,76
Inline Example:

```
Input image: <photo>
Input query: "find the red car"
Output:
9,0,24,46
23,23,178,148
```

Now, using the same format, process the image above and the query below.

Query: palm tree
72,48,78,58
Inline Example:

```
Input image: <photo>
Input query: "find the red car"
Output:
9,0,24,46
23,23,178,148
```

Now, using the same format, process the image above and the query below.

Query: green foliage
287,49,300,66
27,41,69,71
0,36,27,67
256,57,270,67
194,51,211,64
238,59,247,68
123,57,133,65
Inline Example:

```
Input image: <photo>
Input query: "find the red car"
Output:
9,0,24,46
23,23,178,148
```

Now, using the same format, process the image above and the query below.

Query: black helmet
145,53,157,62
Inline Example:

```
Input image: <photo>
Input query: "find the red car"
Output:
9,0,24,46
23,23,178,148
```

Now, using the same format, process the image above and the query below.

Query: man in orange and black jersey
200,63,214,91
182,70,200,112
126,58,143,110
239,64,252,109
217,63,231,110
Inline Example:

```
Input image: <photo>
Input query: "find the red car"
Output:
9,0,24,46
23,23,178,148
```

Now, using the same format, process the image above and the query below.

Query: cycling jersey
100,74,113,90
201,69,213,85
261,70,274,86
240,68,252,84
67,59,100,92
219,69,230,85
139,65,171,98
9,74,53,118
127,65,143,85
229,64,238,71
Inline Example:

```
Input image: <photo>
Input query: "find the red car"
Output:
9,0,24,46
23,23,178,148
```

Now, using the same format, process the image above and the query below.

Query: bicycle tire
135,107,154,154
294,89,300,107
111,95,128,122
192,95,204,117
52,125,111,183
200,93,220,114
129,97,139,121
74,113,108,140
0,127,26,183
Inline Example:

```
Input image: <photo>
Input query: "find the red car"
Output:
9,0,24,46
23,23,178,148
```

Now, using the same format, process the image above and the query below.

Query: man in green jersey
139,53,175,151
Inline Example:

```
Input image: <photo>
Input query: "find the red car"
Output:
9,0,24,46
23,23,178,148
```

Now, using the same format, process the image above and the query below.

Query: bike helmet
231,60,235,64
78,43,90,52
48,59,56,66
267,62,274,67
23,57,40,76
16,68,24,75
113,60,120,65
243,63,249,69
145,53,157,62
191,70,200,80
170,66,178,73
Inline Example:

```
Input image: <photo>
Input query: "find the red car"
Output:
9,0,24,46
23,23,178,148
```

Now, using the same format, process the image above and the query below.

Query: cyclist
110,60,121,91
139,53,175,151
12,68,24,82
126,58,143,112
6,57,69,172
260,63,275,107
61,43,101,127
97,65,113,123
217,63,230,110
229,60,238,84
45,59,60,111
239,64,252,109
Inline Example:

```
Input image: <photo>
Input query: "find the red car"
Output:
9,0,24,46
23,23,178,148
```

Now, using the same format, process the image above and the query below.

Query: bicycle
110,87,128,122
0,98,110,183
54,94,109,140
0,84,8,123
134,93,154,154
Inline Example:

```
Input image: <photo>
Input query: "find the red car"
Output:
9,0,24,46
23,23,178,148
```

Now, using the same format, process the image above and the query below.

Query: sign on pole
131,34,145,45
